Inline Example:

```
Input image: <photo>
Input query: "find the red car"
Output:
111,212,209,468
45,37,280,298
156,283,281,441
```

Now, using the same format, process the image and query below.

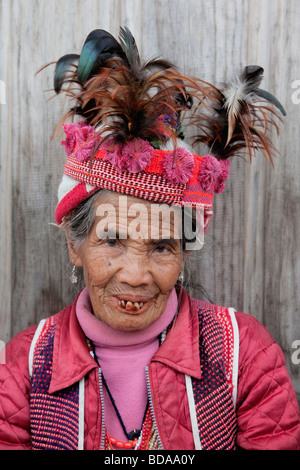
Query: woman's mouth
119,299,144,311
115,296,151,314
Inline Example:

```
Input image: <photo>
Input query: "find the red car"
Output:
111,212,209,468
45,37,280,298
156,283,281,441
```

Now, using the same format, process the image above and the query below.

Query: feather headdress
192,65,285,164
50,27,212,148
43,27,285,228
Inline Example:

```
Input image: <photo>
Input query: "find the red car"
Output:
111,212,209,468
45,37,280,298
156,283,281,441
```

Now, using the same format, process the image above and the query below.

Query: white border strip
185,374,202,450
228,308,239,409
78,377,85,450
28,319,46,377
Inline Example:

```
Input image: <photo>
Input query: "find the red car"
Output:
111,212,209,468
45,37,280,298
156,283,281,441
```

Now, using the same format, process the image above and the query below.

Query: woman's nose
116,256,153,286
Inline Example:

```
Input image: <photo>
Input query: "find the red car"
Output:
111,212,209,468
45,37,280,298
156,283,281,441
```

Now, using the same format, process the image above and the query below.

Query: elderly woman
0,28,299,451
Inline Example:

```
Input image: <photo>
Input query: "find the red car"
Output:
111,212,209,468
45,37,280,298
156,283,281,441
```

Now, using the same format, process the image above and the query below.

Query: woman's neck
75,287,178,441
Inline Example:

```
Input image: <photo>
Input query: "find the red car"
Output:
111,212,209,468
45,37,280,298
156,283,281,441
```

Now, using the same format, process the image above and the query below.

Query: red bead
115,440,125,448
110,437,117,445
124,441,133,449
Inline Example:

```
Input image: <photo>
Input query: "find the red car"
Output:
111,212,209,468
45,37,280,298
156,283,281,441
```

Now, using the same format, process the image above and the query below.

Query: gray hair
61,190,102,247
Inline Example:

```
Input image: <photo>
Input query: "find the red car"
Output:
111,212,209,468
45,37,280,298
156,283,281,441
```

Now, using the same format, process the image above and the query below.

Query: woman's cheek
153,260,182,293
83,254,113,288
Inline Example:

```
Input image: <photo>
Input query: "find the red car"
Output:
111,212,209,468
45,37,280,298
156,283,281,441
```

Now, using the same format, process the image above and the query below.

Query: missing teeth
120,300,144,311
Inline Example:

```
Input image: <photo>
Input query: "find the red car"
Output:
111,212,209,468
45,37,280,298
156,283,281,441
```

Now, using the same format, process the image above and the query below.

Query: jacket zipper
145,365,164,450
98,367,106,450
89,348,106,450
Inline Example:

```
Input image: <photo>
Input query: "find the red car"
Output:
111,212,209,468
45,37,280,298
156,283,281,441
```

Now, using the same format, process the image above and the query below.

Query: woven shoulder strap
185,302,239,450
29,316,84,450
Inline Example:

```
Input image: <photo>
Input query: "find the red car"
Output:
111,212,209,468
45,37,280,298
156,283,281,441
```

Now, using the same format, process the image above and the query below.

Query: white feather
223,77,247,116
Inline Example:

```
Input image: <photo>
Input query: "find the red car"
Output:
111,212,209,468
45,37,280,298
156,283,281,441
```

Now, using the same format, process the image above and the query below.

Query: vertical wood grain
0,2,12,343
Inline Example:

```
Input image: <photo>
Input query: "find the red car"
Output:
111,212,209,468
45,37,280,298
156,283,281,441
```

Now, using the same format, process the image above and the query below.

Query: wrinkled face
68,191,184,331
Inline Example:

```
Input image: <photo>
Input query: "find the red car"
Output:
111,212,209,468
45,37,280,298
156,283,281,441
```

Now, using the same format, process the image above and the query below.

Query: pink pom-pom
163,148,195,184
214,160,231,193
121,138,154,173
61,123,78,156
73,126,99,162
102,138,125,172
61,121,98,162
198,155,222,191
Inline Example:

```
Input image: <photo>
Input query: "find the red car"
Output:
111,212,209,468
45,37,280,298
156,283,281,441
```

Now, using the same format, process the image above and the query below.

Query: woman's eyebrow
96,224,128,240
152,238,178,246
96,228,118,240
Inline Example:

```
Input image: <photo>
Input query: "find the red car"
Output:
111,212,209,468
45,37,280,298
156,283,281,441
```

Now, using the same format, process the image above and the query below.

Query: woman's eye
154,244,168,253
152,239,177,254
105,239,118,247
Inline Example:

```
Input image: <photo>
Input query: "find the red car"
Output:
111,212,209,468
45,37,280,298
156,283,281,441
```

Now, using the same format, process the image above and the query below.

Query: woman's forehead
94,191,182,240
95,190,180,211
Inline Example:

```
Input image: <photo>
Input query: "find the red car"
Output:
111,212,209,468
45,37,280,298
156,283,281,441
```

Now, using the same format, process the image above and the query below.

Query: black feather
77,29,125,84
240,65,264,91
118,26,190,106
119,26,142,77
54,54,79,93
255,88,286,116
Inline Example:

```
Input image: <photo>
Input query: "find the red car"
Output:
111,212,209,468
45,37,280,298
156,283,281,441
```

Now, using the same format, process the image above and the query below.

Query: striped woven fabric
192,303,238,449
30,315,80,450
64,154,186,206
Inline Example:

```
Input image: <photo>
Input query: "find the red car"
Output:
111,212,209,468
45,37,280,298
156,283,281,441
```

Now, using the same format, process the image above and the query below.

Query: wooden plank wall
0,0,299,404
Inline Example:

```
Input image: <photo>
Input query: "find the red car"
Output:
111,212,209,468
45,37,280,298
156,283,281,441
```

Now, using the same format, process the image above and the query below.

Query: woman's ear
65,233,83,268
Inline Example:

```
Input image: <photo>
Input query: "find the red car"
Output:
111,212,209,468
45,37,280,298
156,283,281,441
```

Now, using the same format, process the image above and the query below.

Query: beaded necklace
104,405,158,450
101,372,148,449
90,327,169,450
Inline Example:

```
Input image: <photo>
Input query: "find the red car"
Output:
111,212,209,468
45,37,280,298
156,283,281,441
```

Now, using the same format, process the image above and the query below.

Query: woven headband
56,121,230,229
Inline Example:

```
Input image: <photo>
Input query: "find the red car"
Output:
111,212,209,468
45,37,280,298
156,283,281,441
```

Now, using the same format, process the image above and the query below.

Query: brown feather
191,80,283,164
52,60,214,149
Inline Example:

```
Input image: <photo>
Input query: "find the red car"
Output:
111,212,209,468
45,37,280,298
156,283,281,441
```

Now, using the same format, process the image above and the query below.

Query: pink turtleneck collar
76,287,178,442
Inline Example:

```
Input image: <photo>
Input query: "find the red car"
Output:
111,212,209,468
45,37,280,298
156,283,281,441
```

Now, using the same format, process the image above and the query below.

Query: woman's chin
93,300,162,331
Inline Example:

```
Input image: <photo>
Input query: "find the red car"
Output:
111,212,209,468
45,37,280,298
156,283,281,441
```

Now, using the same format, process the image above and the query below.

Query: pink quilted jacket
0,293,299,450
